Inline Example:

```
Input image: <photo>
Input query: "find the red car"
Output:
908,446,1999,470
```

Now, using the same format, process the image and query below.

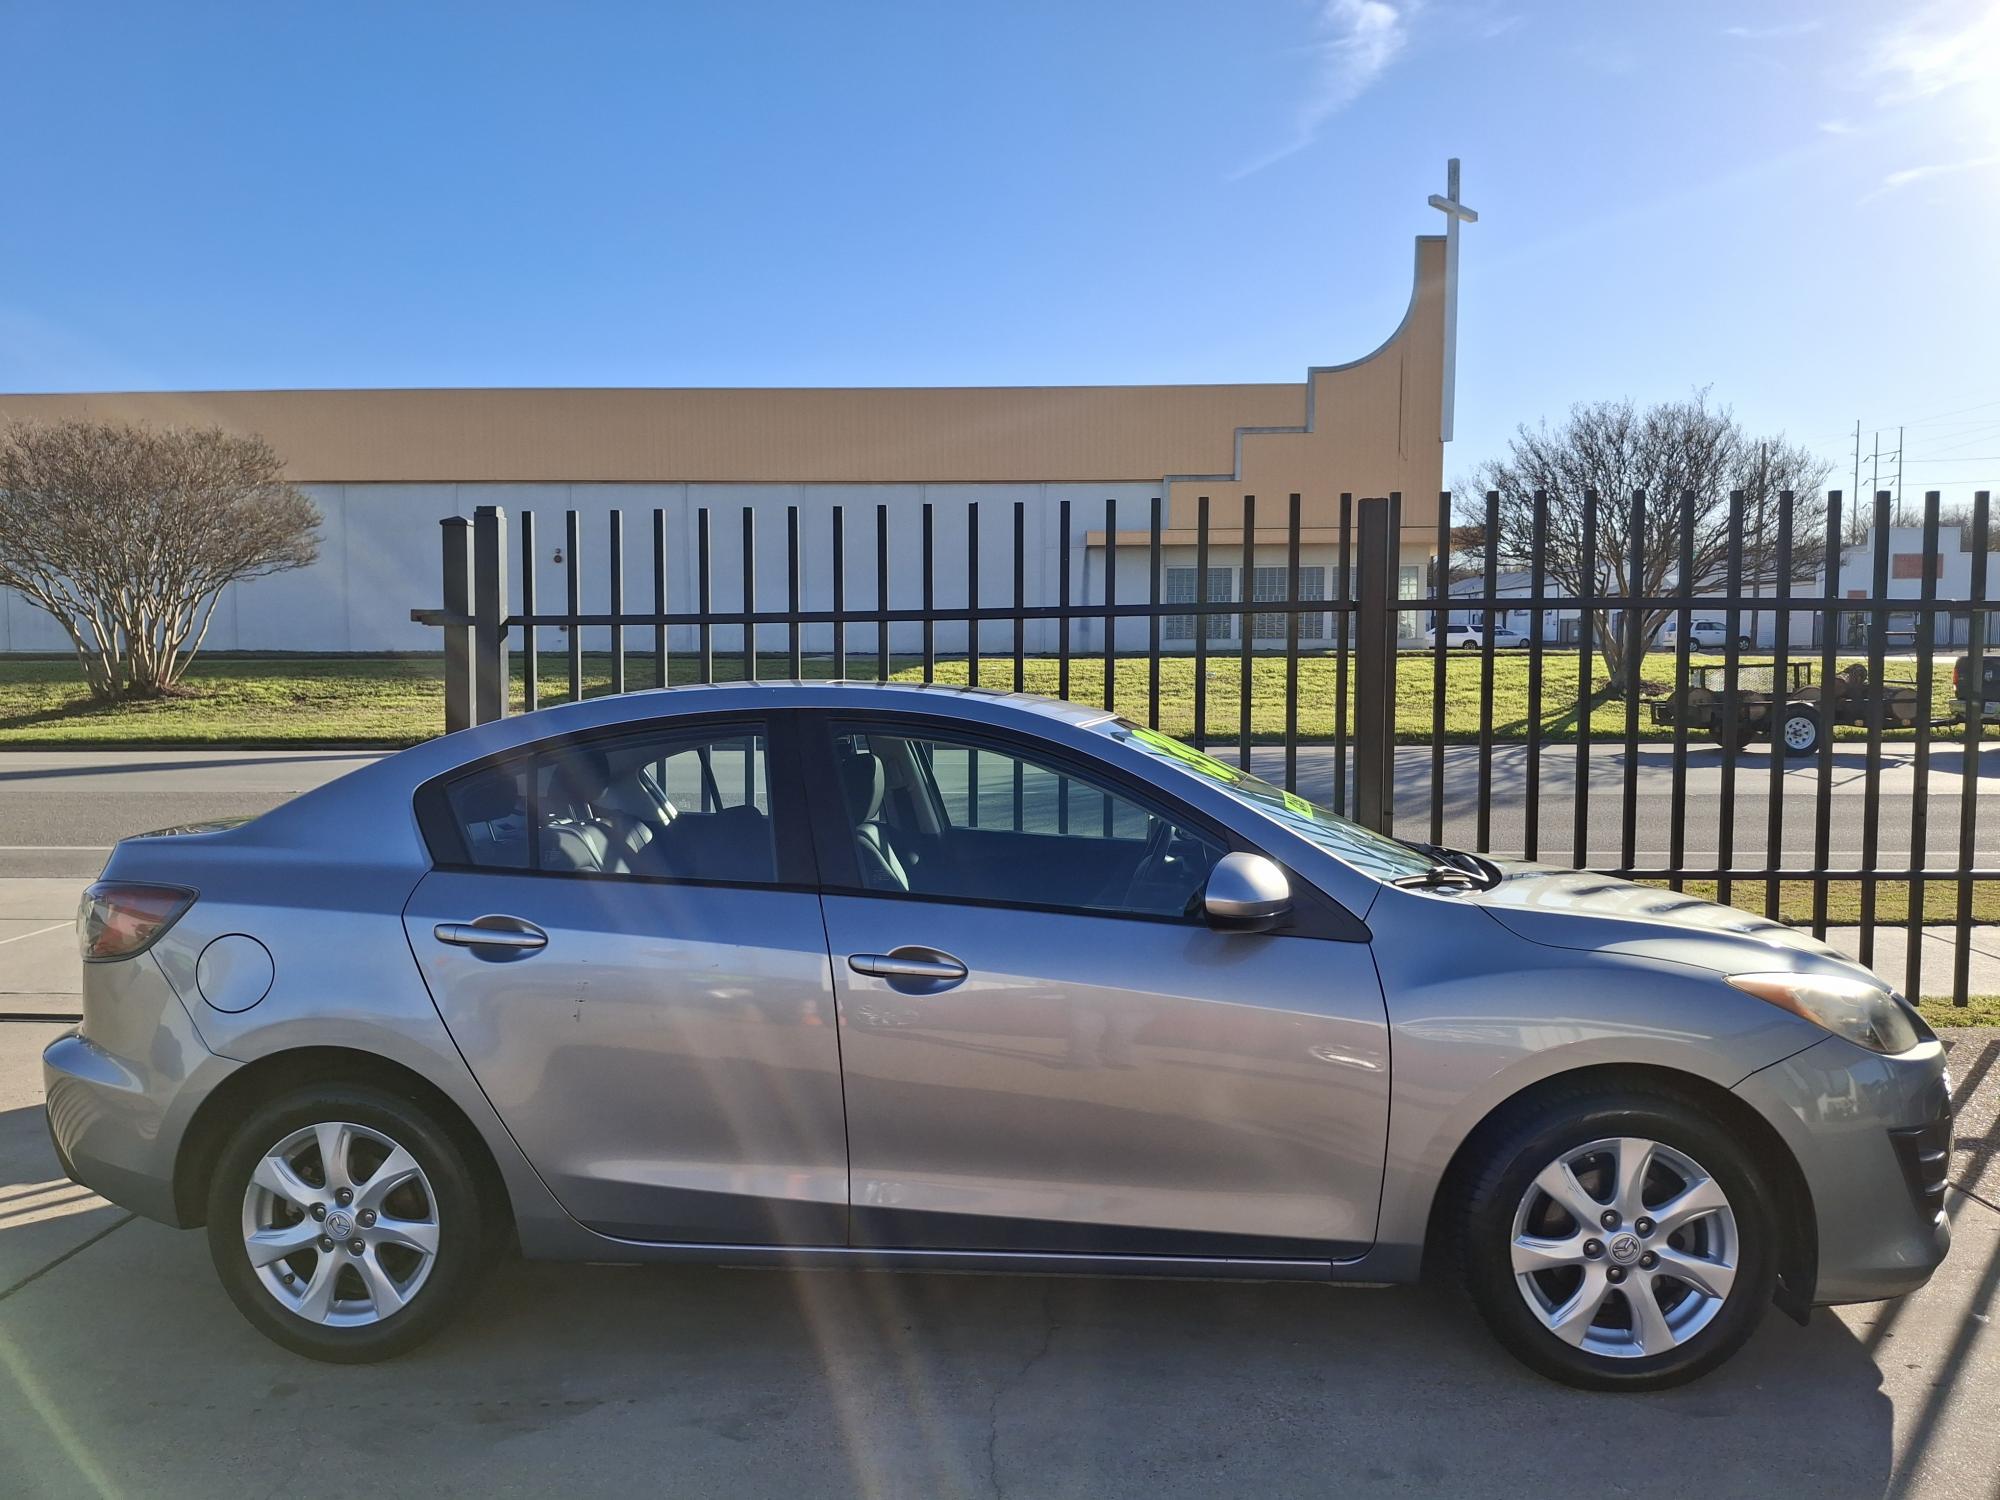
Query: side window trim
414,709,816,888
801,712,1227,924
796,709,1370,941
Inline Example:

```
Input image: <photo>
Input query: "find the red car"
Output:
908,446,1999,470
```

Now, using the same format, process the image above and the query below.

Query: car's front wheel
1454,1083,1776,1390
205,1082,490,1362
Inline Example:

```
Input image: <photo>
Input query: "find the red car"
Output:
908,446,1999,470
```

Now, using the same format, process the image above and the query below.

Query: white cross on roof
1427,159,1478,444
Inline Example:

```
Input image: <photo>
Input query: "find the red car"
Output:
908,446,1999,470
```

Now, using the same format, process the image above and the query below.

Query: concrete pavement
0,1018,1994,1499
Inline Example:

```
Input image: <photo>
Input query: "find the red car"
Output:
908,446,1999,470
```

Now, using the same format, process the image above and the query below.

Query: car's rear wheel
1453,1085,1776,1390
205,1083,489,1362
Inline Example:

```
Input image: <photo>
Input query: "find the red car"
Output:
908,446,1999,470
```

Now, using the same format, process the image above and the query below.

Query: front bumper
1734,1034,1953,1304
42,952,236,1228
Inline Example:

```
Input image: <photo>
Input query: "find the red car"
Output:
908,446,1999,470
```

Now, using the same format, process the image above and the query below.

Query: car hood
1461,861,1866,978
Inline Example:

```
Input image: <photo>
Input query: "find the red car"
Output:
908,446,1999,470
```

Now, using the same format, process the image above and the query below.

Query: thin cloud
1867,1,2000,104
1879,152,2000,190
1232,1,1415,179
1722,20,1823,40
1818,119,1858,134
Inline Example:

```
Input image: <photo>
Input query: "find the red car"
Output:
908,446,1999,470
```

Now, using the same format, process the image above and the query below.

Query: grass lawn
1917,995,2000,1027
1648,879,2000,927
0,648,1976,749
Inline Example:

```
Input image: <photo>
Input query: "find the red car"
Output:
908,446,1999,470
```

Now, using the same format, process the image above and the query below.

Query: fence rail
417,487,1998,1006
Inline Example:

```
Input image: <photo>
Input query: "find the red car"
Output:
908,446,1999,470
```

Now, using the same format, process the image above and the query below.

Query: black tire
1708,719,1757,752
1736,636,1753,651
1451,1082,1777,1391
205,1082,491,1363
1776,706,1822,758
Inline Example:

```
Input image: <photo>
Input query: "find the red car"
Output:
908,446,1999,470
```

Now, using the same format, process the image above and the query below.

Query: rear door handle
435,916,548,951
848,947,967,984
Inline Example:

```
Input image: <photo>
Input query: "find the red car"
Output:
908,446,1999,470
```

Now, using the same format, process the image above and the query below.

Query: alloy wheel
1508,1135,1737,1358
239,1120,441,1327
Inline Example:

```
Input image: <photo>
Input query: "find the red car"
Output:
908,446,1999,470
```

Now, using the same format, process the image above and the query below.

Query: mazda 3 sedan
45,683,1951,1389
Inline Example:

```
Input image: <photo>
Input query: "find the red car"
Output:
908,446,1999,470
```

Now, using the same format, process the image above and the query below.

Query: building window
1398,564,1423,640
1251,566,1326,641
1163,567,1235,642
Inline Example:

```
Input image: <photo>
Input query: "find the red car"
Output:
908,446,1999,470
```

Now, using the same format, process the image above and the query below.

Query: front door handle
435,916,548,951
849,947,967,984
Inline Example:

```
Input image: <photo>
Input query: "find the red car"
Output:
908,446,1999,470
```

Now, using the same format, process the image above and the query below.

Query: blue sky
1,0,1995,494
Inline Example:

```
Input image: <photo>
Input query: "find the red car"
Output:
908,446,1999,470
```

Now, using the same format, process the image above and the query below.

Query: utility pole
1752,441,1767,645
1895,424,1904,525
1852,420,1862,524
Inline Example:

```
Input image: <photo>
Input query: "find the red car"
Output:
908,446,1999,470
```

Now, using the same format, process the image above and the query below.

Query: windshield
1094,719,1441,882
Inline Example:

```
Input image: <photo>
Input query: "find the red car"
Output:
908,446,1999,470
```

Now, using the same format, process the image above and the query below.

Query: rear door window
438,723,778,885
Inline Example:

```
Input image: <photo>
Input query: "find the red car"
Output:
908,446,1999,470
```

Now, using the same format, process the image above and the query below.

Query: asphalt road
1,742,1994,880
1,1019,1995,1499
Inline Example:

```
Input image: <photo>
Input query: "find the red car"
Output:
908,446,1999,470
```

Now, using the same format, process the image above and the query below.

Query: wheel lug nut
1634,1217,1655,1237
310,1203,327,1221
348,1238,366,1255
1607,1265,1627,1284
334,1187,354,1206
1640,1252,1659,1270
1582,1239,1605,1259
358,1210,377,1227
317,1236,334,1253
1600,1210,1621,1230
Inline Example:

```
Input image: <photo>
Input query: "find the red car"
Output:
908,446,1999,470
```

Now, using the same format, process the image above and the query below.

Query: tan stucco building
0,238,1447,654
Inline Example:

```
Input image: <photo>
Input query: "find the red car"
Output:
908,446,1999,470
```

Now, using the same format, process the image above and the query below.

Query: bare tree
1425,523,1491,626
1461,393,1832,690
0,420,320,700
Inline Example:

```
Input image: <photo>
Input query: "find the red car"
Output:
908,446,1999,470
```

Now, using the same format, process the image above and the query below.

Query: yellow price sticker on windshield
1126,724,1244,784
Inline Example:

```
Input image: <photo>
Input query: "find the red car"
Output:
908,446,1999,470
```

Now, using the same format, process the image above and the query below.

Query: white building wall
0,481,1165,658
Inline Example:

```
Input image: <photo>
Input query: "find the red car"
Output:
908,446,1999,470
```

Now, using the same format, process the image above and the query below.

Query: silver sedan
44,683,1950,1389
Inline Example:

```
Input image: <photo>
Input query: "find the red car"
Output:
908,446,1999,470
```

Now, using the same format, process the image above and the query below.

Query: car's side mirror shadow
1201,851,1291,933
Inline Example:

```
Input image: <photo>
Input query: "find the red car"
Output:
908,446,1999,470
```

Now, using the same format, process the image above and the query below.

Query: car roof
440,678,1121,758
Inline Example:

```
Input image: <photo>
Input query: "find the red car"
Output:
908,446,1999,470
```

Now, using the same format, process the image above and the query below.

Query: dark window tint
446,727,776,884
831,727,1221,918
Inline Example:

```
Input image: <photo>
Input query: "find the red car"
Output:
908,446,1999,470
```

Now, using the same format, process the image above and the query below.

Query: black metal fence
418,487,1997,1006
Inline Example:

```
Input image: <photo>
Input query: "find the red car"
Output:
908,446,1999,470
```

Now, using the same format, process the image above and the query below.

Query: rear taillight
76,883,195,961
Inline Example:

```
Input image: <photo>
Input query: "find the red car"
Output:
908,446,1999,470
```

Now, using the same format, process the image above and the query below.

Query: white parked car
1425,622,1527,649
1662,619,1753,651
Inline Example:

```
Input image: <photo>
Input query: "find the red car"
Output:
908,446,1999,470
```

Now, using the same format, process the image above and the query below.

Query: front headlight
1727,972,1923,1055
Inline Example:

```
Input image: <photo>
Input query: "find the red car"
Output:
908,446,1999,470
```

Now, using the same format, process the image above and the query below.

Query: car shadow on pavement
0,1203,1903,1500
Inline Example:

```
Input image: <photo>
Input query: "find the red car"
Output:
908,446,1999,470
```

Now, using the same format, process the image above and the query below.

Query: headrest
549,748,612,813
837,750,885,823
456,772,523,824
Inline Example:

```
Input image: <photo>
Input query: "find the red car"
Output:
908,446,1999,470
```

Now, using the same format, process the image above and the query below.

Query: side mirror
1201,852,1291,933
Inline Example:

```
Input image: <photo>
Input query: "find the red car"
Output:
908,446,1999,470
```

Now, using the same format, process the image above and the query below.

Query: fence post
1352,495,1398,832
473,505,510,725
440,516,473,734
